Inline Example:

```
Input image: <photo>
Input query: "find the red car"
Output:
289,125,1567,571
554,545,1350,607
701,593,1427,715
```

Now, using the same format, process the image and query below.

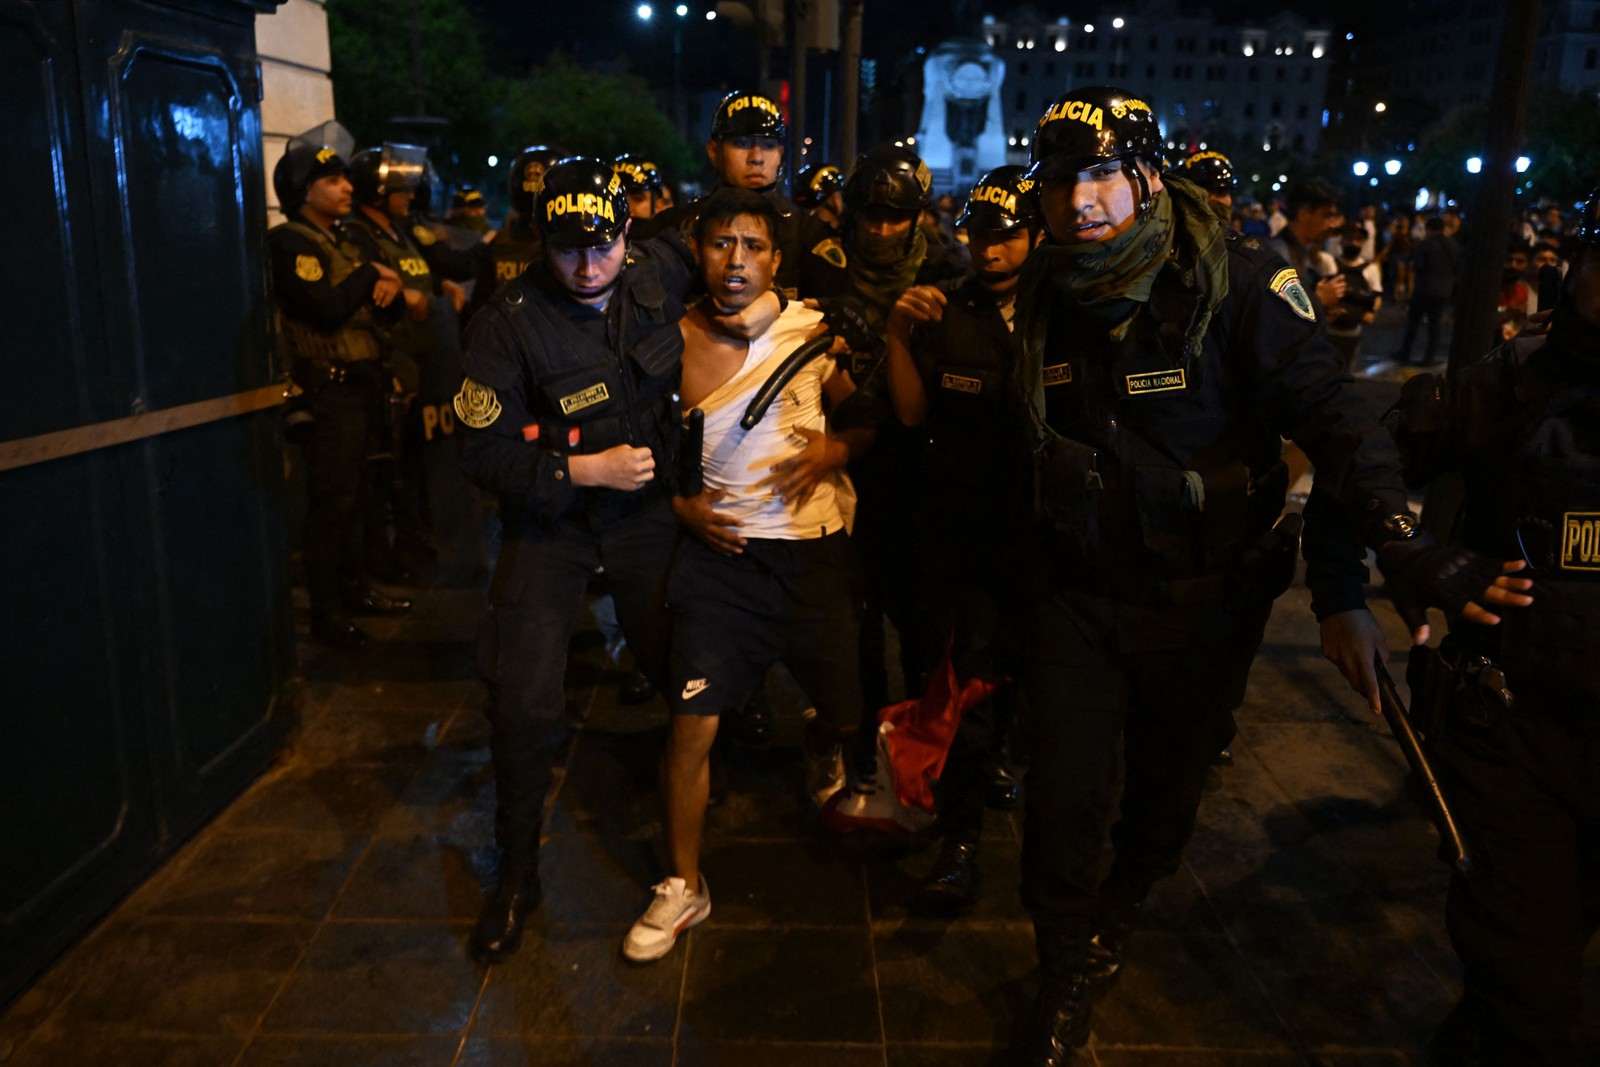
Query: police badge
454,378,502,429
295,255,323,282
412,224,438,246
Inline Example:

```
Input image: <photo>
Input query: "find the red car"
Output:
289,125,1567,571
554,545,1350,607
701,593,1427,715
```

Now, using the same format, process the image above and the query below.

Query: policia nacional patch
454,378,502,429
295,255,323,282
1268,267,1317,322
812,237,847,269
412,224,438,246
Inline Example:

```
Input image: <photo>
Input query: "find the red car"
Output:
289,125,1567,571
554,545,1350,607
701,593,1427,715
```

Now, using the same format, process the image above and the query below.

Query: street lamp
1384,159,1402,176
1467,157,1483,174
1374,101,1387,113
636,3,688,141
636,3,651,19
1352,160,1369,177
1516,155,1532,173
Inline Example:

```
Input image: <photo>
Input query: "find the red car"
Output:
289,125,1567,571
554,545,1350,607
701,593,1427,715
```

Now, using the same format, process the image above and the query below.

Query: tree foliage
1409,90,1600,208
495,54,697,181
326,0,495,176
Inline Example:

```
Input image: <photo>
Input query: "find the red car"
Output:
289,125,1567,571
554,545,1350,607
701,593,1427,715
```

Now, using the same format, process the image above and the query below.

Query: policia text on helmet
707,90,787,193
536,156,633,307
956,164,1045,296
1024,86,1166,245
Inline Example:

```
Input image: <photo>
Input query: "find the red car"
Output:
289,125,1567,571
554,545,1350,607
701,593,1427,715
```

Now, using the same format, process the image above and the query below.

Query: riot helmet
1579,187,1600,246
956,165,1041,234
1177,150,1237,194
1027,86,1165,217
843,145,933,214
535,156,630,250
709,90,787,141
509,145,563,218
793,163,845,208
613,154,664,194
348,144,429,206
452,187,485,211
273,121,355,214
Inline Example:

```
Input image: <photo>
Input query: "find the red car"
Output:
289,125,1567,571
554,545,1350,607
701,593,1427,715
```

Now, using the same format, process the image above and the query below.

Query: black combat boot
1083,899,1143,995
470,857,541,965
1018,930,1093,1067
912,839,982,912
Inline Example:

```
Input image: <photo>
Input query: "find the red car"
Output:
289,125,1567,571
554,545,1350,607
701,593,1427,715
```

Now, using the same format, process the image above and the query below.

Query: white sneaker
622,876,711,962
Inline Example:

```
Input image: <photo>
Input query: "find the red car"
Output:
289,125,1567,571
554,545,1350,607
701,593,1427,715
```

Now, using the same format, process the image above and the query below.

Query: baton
740,335,836,431
679,407,704,497
1374,652,1474,878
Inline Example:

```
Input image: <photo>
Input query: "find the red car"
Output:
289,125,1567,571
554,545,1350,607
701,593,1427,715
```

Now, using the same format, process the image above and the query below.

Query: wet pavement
3,307,1598,1066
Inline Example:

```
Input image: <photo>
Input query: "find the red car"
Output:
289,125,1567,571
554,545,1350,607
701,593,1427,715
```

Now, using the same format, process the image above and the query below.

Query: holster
1407,638,1516,738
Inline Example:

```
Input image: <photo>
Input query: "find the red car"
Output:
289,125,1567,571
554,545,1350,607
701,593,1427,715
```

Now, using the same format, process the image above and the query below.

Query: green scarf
1018,174,1229,362
848,225,928,332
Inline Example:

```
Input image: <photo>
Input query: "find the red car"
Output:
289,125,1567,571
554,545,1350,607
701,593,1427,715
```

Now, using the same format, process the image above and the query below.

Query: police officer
268,140,412,646
468,145,562,320
1176,149,1237,223
792,162,846,233
448,186,491,233
1007,86,1472,1064
455,157,779,963
1381,193,1600,1066
881,165,1040,908
633,90,844,300
614,154,666,221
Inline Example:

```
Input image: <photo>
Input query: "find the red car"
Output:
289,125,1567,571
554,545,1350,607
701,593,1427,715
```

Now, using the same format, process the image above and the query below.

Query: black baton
679,407,704,497
1374,652,1474,878
740,335,835,431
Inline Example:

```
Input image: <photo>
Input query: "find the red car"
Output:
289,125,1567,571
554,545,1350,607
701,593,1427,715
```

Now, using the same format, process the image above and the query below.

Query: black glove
1376,536,1506,632
812,297,882,355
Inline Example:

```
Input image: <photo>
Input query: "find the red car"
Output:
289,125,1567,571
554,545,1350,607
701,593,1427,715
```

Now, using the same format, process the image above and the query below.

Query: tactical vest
1024,276,1287,600
1459,347,1600,696
275,220,382,363
346,214,435,360
918,288,1025,520
495,258,685,474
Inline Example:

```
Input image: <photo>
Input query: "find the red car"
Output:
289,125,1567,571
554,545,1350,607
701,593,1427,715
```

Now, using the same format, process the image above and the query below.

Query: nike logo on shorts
681,678,710,700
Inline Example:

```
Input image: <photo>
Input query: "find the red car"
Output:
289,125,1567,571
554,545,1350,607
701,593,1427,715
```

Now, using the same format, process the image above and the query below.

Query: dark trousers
302,368,383,613
1020,589,1267,947
1399,295,1449,363
1432,698,1600,1065
474,499,676,877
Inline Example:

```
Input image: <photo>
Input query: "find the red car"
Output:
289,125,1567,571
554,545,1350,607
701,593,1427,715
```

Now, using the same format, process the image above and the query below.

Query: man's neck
297,206,338,235
691,294,772,344
359,204,396,235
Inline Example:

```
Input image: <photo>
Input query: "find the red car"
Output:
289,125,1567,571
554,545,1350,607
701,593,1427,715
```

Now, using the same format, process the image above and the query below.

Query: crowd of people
268,84,1600,1066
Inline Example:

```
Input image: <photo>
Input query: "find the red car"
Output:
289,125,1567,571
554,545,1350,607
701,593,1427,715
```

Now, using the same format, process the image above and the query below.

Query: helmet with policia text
348,143,429,205
613,154,665,194
1027,86,1165,214
452,186,485,210
793,163,845,208
1578,187,1600,245
956,165,1041,234
1178,150,1237,193
709,90,787,140
843,144,934,213
273,120,356,213
509,145,563,218
535,157,630,250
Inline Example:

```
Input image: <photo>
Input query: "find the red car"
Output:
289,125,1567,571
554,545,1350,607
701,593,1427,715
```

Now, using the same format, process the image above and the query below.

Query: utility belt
291,356,387,393
1036,428,1291,602
279,314,382,365
1407,638,1518,736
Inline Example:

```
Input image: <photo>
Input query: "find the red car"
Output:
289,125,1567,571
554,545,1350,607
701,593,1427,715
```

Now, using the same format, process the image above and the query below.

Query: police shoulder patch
295,254,323,282
453,378,502,429
1268,267,1317,322
812,237,847,269
412,224,437,246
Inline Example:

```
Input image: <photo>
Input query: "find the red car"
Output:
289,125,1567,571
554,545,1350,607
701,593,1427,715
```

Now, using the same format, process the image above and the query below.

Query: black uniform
1388,312,1600,1065
268,216,395,618
466,214,542,320
1018,228,1411,957
634,187,847,299
456,234,695,879
903,277,1030,843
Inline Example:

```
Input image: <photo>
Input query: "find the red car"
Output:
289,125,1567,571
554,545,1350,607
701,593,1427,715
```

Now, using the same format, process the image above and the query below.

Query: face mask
1342,246,1363,260
853,226,911,267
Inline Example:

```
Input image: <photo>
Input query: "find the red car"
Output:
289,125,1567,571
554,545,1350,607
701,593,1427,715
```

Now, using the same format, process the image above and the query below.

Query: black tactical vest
274,220,383,364
345,213,435,360
494,257,685,478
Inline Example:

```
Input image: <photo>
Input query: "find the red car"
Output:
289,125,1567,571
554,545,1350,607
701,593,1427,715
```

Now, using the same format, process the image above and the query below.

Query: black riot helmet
1578,187,1600,246
613,154,665,194
1027,86,1165,217
535,156,630,250
843,144,933,213
709,90,787,140
1178,150,1237,194
273,143,348,215
509,145,563,218
348,144,429,206
956,165,1041,234
793,163,845,208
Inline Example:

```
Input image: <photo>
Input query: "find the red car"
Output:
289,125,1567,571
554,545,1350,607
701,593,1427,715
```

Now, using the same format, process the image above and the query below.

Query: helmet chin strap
1126,159,1154,217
